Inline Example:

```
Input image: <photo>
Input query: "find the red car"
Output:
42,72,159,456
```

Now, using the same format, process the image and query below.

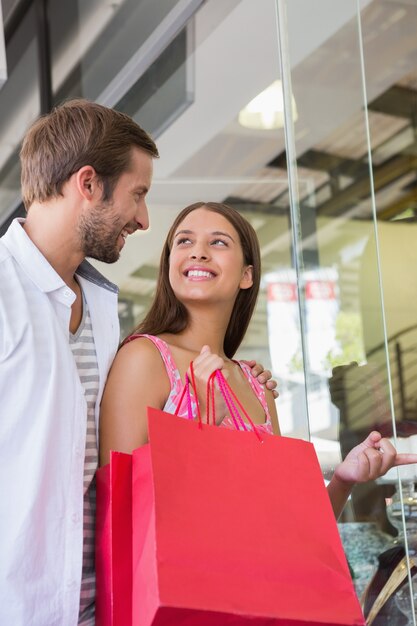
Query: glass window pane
91,0,310,440
49,0,200,105
279,0,417,618
0,4,40,224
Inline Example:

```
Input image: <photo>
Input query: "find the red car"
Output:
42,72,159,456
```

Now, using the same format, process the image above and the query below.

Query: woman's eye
211,239,227,246
177,237,192,245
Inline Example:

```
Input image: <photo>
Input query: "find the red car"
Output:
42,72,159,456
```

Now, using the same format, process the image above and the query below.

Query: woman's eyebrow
211,230,235,242
174,229,193,237
174,229,235,242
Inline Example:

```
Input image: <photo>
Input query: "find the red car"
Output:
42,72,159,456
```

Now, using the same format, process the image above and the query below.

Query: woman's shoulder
123,333,168,353
117,333,181,389
115,333,168,372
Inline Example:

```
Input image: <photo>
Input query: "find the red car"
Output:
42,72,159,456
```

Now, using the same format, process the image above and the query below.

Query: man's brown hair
20,98,159,209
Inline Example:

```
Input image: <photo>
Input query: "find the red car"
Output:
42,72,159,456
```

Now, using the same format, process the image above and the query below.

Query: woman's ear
240,265,253,290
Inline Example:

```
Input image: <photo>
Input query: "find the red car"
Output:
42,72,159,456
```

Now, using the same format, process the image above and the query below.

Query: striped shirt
70,292,99,626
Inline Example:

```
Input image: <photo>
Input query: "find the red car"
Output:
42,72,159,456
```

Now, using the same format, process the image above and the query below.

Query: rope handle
174,362,202,427
174,362,262,441
214,370,262,441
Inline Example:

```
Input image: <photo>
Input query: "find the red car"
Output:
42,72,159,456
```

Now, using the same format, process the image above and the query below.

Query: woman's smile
184,266,217,280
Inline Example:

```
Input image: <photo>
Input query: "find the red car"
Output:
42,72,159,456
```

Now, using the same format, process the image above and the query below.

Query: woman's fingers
188,347,227,424
193,354,224,379
241,360,279,398
192,346,224,381
393,453,417,467
360,437,417,479
335,431,417,486
361,447,384,481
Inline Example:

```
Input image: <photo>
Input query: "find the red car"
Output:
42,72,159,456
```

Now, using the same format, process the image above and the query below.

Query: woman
100,202,417,518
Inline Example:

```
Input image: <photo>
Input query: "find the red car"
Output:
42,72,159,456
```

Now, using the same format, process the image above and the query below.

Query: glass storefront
277,0,417,621
1,0,417,620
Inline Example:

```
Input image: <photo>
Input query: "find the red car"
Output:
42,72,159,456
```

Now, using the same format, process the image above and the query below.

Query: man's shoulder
0,241,19,293
0,238,12,264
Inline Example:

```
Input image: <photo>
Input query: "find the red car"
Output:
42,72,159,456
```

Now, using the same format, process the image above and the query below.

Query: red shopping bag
96,452,132,626
132,406,365,626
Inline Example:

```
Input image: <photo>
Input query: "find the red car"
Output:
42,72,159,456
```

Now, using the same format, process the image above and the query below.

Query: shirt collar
2,218,66,293
1,218,118,295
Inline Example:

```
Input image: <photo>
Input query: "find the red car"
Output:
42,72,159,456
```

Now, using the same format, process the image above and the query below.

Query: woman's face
168,207,253,308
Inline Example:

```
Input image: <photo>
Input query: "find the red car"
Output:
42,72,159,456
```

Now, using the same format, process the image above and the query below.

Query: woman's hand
328,431,417,518
334,431,417,485
242,360,279,399
188,346,228,425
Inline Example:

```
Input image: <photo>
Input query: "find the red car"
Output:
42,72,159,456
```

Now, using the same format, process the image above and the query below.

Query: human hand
333,431,417,486
189,346,228,425
242,360,279,399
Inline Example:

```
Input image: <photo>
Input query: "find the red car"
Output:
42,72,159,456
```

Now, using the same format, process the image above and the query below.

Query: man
0,99,158,626
0,99,276,625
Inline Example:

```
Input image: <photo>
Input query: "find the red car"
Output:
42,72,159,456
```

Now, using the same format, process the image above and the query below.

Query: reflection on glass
82,0,417,616
276,0,417,619
0,4,40,223
395,582,416,625
49,0,185,102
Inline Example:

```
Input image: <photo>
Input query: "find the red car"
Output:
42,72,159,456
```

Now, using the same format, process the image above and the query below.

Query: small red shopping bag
96,452,132,626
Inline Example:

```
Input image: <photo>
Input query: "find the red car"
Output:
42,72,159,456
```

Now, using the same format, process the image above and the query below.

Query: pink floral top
125,334,273,435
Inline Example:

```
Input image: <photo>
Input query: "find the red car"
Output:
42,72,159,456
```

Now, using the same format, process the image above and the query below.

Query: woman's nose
190,251,208,260
190,244,210,260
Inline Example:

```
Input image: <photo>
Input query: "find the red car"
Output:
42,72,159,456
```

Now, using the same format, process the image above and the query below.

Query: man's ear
75,165,102,202
240,265,254,290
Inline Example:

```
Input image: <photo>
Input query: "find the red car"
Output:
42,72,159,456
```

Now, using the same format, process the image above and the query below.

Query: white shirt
0,219,120,626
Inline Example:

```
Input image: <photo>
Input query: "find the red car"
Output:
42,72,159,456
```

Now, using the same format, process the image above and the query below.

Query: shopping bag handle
174,364,201,423
175,363,262,441
208,370,262,442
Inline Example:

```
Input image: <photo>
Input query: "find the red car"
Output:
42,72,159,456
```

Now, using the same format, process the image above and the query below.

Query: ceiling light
238,80,298,130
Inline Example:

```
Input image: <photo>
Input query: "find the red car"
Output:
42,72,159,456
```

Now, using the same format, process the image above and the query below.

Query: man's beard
77,202,123,264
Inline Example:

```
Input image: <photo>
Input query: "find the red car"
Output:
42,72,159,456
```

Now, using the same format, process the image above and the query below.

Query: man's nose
135,201,149,231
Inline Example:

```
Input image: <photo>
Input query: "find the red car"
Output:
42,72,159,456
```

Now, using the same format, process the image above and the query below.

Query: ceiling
0,0,415,351
84,0,417,348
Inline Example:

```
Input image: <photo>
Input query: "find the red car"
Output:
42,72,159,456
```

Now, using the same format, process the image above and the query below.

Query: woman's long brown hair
129,202,261,358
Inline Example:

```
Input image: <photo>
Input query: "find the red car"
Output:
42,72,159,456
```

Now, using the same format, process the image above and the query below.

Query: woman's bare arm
266,390,281,436
99,338,170,466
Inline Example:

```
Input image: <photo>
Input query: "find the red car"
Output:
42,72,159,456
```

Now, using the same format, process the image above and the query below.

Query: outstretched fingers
393,453,417,467
370,436,417,472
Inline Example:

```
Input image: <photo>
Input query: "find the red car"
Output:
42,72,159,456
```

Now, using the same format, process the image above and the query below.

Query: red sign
267,282,298,302
305,281,336,300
